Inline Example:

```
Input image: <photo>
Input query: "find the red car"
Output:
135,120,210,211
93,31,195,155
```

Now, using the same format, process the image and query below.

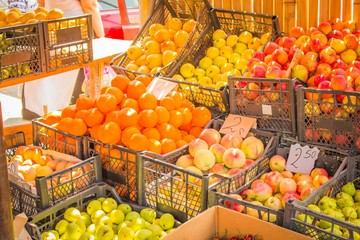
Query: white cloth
23,0,86,116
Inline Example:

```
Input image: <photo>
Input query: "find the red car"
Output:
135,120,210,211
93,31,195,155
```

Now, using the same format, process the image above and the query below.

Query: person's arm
80,0,105,38
37,0,44,7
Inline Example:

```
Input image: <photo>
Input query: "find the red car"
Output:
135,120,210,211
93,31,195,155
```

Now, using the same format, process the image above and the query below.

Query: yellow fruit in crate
183,19,196,33
6,11,19,23
174,30,189,48
125,62,139,72
18,165,37,182
9,8,22,15
160,40,177,52
154,28,171,43
127,45,143,60
137,65,151,74
238,31,253,44
47,8,64,20
162,50,178,66
34,12,47,21
226,35,239,47
0,9,6,21
19,12,35,24
135,54,147,66
35,7,49,15
165,17,182,31
149,23,164,37
36,165,54,177
26,19,38,24
144,40,161,55
213,29,227,40
0,20,6,27
146,54,162,69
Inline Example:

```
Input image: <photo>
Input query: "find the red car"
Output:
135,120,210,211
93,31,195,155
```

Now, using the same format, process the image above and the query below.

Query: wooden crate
206,0,360,34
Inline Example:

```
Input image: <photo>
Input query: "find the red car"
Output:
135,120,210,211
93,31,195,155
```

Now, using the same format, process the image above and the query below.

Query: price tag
219,114,257,138
286,49,303,78
147,77,178,100
8,162,18,175
285,143,320,174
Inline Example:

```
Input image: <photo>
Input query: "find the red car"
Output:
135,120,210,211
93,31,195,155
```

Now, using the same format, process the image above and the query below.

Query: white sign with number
146,77,178,100
285,143,320,174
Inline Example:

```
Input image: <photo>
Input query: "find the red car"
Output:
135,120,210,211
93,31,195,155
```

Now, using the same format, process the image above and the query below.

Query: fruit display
212,139,349,226
285,158,360,239
28,184,178,240
141,119,276,222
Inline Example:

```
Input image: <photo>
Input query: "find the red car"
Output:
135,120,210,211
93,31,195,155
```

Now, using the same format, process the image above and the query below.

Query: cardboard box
164,206,312,240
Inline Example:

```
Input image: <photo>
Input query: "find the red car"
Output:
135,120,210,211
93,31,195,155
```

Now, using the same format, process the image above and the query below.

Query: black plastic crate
84,136,188,204
228,76,297,135
3,131,26,158
284,157,360,239
209,137,351,226
42,14,93,71
297,87,360,152
32,118,84,159
111,0,210,80
165,8,281,115
0,22,45,81
138,119,278,222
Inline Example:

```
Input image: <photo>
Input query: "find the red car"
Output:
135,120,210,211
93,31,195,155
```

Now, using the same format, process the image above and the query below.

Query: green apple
55,219,69,235
78,232,94,240
49,230,59,240
140,208,157,223
109,209,125,224
228,52,241,64
219,46,233,59
80,212,91,227
307,204,321,212
102,198,118,213
318,196,337,211
172,74,184,81
159,213,175,230
206,47,220,59
41,231,58,240
342,206,357,220
86,200,102,215
74,219,86,234
180,63,195,78
351,218,360,226
1,69,9,79
118,220,131,229
91,209,106,224
166,228,175,234
226,35,239,47
125,211,141,221
234,42,248,55
341,182,356,196
198,56,213,70
354,190,360,202
336,192,354,209
118,203,132,215
95,224,114,240
86,224,96,235
221,63,234,73
64,207,81,222
118,226,135,240
324,227,342,236
213,38,226,49
194,67,206,78
64,222,82,240
129,217,147,231
213,29,227,40
134,229,153,240
238,31,253,44
198,76,212,86
146,224,164,236
112,224,119,235
213,56,227,68
295,213,313,224
97,215,113,228
21,64,31,75
205,65,221,79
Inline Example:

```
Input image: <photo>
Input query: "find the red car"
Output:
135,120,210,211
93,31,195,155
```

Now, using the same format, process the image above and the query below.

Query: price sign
286,143,320,174
219,114,257,138
147,77,178,100
7,161,18,175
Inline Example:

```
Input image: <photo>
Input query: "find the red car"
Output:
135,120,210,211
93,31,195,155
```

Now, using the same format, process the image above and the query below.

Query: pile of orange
43,74,212,155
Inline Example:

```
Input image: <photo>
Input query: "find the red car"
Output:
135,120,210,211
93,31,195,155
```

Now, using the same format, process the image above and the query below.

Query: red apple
265,65,282,79
330,74,347,90
317,21,332,35
330,68,347,78
330,17,344,31
250,64,267,78
331,59,347,70
344,33,359,49
327,29,344,40
319,47,337,65
280,170,294,179
312,174,329,189
241,189,256,201
281,192,300,208
199,128,222,147
264,42,279,56
289,26,305,38
316,63,332,77
282,37,297,49
301,52,319,72
313,74,328,87
296,179,313,194
309,38,324,52
310,168,328,178
264,171,284,193
253,182,273,202
269,155,287,172
225,194,245,213
272,48,289,65
252,51,265,61
305,128,321,141
279,178,297,195
300,186,315,200
346,66,360,80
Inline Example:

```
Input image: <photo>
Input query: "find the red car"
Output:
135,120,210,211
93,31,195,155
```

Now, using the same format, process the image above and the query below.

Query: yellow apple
206,46,220,59
182,19,196,33
213,29,227,40
198,56,213,69
172,74,184,81
198,76,213,87
146,54,162,69
226,34,239,47
127,45,143,60
149,23,164,37
165,17,182,31
219,46,234,59
144,40,161,55
213,38,226,49
205,65,221,78
174,30,189,48
213,56,227,68
162,50,178,66
228,52,241,64
221,62,234,73
180,63,195,78
234,42,248,55
239,31,253,44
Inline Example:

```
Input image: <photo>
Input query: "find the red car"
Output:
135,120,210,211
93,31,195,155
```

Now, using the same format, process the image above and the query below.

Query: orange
147,139,162,154
126,80,147,100
168,110,183,128
95,94,117,114
121,126,140,147
181,99,195,111
189,126,203,138
160,138,176,154
69,118,88,136
183,134,196,143
178,107,192,126
159,96,176,111
154,106,170,124
75,95,94,111
176,139,188,148
191,106,211,127
157,123,177,140
103,86,124,104
100,86,110,95
111,74,130,92
128,133,149,151
89,124,101,140
44,110,62,125
105,110,122,126
180,130,188,138
118,107,138,129
120,97,139,112
57,117,73,132
138,92,158,110
138,109,158,128
85,108,105,127
61,105,76,118
168,91,183,108
142,127,161,140
173,129,182,141
135,75,153,87
98,121,122,145
74,109,88,121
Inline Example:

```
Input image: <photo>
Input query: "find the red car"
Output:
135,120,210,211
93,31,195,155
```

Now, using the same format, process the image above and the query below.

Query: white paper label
286,143,320,174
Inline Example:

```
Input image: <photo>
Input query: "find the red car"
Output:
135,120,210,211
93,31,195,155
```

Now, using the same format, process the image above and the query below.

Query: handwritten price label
286,143,320,174
7,162,18,175
147,77,178,100
219,114,257,138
